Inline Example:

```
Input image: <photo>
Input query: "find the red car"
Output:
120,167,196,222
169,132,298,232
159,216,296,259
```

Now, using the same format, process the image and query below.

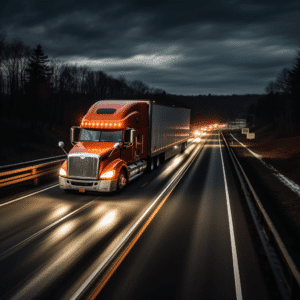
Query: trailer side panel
151,104,190,156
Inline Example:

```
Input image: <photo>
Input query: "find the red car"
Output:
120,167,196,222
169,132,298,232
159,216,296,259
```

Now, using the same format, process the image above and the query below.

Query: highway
0,133,274,300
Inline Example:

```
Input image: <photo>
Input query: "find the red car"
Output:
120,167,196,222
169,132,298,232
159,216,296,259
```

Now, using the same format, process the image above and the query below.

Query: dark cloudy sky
1,0,300,95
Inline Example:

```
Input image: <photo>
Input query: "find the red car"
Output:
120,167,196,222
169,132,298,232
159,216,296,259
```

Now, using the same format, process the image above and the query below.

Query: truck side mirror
70,126,81,145
58,141,68,155
108,142,121,158
114,142,121,149
124,129,135,147
58,141,65,148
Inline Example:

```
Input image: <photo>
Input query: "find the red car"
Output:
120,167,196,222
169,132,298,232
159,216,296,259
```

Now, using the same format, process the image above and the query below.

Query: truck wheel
116,169,127,192
146,157,154,173
154,156,160,169
151,157,155,171
181,142,186,153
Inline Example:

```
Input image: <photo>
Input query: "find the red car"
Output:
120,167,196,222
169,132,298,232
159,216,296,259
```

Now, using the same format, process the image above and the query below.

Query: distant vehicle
58,100,190,193
193,130,201,137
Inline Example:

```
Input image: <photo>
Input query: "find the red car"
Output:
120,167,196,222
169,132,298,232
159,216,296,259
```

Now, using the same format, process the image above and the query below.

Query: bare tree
0,28,6,123
95,70,108,99
130,80,149,97
288,51,300,96
79,66,89,94
1,38,31,127
0,28,6,66
287,51,300,133
85,70,95,97
265,80,277,94
275,68,291,94
48,58,65,92
25,44,53,130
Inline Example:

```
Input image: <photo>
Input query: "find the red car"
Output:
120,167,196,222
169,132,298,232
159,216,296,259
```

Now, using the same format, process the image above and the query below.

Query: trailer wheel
116,169,127,192
150,157,155,172
154,156,160,169
146,157,154,173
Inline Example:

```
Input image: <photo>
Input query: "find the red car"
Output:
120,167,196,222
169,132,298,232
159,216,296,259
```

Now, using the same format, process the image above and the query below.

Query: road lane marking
219,133,243,300
0,138,200,207
88,189,174,300
0,183,59,207
0,201,93,260
230,133,300,198
70,139,207,300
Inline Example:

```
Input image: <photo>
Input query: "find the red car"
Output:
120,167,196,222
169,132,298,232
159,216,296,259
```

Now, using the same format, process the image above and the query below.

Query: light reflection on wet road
0,139,203,300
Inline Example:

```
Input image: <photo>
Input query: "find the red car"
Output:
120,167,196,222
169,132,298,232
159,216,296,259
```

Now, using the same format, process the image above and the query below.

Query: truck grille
68,153,100,179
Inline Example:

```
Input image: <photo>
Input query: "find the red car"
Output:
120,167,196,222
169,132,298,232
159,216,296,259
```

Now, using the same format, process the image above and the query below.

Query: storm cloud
2,0,300,95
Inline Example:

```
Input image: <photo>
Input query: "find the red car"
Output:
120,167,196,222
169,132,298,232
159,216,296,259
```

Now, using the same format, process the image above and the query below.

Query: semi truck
58,100,190,193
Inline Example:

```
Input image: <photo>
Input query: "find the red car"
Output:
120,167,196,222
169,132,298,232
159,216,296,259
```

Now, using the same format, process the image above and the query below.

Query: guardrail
0,155,66,188
221,131,300,300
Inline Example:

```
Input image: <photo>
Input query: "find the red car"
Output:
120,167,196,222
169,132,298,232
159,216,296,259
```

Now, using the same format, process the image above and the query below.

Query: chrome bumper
59,176,118,192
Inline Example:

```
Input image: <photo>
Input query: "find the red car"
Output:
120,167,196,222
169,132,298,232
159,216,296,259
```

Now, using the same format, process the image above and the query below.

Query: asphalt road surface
98,133,273,300
0,133,273,300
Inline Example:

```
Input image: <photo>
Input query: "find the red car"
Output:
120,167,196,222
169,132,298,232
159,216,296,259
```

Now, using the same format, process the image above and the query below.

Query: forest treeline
0,28,299,138
0,31,179,134
247,52,300,137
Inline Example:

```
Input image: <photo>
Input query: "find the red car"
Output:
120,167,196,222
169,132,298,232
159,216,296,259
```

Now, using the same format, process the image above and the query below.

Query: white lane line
230,133,300,198
219,133,243,300
0,183,59,207
0,201,93,259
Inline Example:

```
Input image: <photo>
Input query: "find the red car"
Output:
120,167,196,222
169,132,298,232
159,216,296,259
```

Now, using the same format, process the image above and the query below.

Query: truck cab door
121,129,135,163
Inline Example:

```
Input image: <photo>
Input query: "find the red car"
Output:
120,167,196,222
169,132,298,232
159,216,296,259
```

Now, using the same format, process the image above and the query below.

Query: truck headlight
59,168,67,177
100,171,115,179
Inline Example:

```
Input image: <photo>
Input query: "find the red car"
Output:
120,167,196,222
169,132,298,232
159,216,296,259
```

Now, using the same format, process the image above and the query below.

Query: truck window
97,109,116,114
80,129,123,143
125,129,131,143
100,131,123,142
80,129,100,141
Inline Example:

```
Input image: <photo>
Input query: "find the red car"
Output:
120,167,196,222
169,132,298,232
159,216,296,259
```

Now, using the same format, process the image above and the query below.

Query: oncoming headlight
59,168,67,177
100,170,115,179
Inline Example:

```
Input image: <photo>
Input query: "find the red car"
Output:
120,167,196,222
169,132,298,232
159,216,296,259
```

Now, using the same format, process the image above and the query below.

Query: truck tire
154,156,160,169
146,157,154,173
181,142,186,153
116,169,127,192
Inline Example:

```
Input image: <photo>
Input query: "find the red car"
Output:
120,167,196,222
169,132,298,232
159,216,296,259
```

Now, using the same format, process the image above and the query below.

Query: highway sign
247,133,255,139
242,128,249,134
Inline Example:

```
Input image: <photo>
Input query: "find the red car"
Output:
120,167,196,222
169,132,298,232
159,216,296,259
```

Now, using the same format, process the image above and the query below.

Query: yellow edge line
88,189,173,300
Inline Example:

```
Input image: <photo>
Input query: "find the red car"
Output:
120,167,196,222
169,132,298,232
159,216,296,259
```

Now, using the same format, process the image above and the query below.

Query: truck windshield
80,129,123,143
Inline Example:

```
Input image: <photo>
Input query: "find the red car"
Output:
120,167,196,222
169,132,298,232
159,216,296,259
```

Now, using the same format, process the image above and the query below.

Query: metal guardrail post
32,168,39,186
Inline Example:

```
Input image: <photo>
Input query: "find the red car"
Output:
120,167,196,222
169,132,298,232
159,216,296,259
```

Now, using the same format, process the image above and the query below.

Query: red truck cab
59,100,149,192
